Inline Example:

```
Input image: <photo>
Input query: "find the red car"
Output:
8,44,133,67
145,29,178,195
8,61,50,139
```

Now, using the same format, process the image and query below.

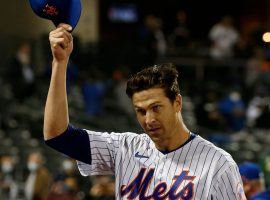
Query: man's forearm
43,60,69,140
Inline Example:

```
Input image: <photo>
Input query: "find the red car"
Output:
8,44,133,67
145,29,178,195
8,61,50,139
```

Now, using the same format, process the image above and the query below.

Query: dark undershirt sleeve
45,124,91,165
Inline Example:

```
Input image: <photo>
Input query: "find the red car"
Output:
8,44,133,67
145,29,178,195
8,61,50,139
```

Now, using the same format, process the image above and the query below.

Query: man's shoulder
194,135,236,163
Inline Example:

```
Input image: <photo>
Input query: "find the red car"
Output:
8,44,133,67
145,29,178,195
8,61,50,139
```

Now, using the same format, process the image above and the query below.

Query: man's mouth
147,128,160,134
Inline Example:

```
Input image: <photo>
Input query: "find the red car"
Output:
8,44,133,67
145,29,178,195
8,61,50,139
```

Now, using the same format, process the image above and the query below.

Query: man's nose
145,111,156,125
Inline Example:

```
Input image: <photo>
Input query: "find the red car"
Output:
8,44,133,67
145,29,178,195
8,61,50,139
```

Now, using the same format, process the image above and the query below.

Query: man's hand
49,23,73,63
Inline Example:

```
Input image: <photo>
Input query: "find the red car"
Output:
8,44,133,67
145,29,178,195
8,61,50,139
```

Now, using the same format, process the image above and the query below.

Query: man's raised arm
43,24,73,140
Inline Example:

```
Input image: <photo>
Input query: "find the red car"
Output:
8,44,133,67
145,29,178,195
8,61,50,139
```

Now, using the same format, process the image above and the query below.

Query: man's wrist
52,58,69,67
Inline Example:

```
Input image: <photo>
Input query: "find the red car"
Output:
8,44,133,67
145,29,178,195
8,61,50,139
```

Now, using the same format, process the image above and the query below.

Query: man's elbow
43,125,69,141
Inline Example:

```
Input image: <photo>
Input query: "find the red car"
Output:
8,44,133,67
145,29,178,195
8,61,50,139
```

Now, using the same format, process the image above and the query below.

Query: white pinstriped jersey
77,131,246,200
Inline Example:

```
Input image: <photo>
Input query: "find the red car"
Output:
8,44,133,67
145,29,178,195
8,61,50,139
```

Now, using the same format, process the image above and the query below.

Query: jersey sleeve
45,124,91,164
212,163,246,200
45,124,125,176
77,129,123,176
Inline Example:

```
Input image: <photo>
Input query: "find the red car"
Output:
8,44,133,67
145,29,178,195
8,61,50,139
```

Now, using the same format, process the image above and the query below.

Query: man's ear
175,94,182,112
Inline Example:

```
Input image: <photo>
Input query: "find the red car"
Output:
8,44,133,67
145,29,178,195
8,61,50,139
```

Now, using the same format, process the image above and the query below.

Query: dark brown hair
126,63,180,102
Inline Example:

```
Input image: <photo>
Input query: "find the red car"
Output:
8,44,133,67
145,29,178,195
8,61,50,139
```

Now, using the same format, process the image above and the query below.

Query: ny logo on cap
43,4,58,16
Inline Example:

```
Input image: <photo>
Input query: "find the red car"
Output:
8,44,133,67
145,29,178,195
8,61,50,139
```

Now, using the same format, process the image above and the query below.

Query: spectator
168,10,190,50
139,15,167,65
7,41,35,102
24,152,52,200
0,155,18,200
47,158,83,200
218,90,246,132
239,162,270,200
80,69,107,116
209,15,239,59
89,176,115,200
195,87,224,130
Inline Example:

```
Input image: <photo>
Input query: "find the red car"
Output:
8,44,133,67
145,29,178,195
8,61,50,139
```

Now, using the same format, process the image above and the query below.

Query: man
44,24,246,199
89,175,115,200
239,162,270,200
8,41,35,102
0,154,18,200
208,15,239,59
24,152,52,200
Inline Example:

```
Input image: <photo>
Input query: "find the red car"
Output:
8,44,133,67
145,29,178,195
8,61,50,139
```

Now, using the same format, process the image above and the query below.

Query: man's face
132,88,181,148
1,156,14,173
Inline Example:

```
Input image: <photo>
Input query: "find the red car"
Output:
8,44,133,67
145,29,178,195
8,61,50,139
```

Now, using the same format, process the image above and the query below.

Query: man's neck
156,125,190,152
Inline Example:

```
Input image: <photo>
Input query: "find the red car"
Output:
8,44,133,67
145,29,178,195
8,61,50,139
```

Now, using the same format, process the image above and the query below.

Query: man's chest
115,146,215,199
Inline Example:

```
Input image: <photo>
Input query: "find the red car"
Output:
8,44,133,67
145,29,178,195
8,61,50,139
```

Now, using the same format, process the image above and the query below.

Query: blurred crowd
0,9,270,199
0,152,114,200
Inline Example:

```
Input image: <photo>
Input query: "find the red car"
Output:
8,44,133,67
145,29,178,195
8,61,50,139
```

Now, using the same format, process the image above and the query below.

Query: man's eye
152,105,161,112
136,109,146,115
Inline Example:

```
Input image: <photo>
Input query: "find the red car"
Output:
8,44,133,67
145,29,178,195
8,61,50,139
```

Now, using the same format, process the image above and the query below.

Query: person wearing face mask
24,152,52,200
47,158,84,200
218,89,246,132
7,41,36,102
0,155,18,200
54,158,78,185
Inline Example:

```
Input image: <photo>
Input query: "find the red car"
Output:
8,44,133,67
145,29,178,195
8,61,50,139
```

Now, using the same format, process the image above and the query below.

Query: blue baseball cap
29,0,82,30
239,162,262,181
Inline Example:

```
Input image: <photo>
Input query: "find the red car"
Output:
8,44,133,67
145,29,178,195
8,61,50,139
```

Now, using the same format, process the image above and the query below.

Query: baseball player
239,162,270,200
44,24,246,200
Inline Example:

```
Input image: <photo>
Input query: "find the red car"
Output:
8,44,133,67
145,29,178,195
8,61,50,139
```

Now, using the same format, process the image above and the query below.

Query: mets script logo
120,168,195,199
43,4,58,16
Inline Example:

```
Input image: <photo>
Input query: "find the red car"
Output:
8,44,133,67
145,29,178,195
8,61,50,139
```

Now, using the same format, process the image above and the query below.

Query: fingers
49,24,73,49
51,32,72,48
58,23,72,32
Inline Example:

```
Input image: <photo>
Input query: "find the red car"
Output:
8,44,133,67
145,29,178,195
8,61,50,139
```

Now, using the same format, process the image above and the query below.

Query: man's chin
147,132,163,143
